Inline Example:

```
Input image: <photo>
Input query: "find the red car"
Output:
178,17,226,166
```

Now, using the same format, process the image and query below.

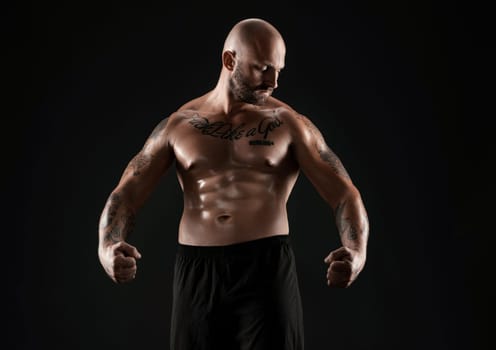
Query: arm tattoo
103,204,136,244
348,225,358,241
335,202,359,241
100,193,122,229
318,146,350,179
129,152,151,176
106,226,123,244
100,191,136,244
296,114,350,179
127,118,168,176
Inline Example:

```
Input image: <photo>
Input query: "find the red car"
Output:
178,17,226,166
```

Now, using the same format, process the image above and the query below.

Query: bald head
219,18,286,105
223,18,285,59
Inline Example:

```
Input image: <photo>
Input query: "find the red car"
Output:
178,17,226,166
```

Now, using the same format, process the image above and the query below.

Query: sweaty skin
98,18,369,288
172,104,298,245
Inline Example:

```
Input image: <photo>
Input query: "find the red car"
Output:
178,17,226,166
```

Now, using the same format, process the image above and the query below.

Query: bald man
98,18,369,350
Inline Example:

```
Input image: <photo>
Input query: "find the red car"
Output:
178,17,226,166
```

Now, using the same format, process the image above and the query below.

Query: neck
207,70,247,116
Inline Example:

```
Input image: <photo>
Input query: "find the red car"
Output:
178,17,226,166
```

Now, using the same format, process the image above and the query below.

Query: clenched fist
324,246,365,288
98,241,142,284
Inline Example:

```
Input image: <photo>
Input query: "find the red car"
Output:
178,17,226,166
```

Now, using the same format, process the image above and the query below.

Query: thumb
324,250,338,263
324,246,351,264
115,242,142,259
324,254,331,264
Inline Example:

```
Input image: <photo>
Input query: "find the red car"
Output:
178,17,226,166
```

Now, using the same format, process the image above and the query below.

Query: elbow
109,187,139,214
328,182,362,211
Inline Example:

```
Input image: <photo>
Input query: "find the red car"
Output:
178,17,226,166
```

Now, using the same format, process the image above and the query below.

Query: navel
216,214,232,224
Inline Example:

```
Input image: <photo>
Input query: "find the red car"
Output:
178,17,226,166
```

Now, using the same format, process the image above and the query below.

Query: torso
168,96,301,245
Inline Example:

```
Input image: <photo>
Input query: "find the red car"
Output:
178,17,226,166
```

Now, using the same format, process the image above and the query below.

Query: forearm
333,188,369,254
98,191,137,250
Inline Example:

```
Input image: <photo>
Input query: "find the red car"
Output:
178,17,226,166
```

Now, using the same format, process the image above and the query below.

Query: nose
263,68,279,90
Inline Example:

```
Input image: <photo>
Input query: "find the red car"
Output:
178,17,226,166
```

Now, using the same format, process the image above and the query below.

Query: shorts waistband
176,234,290,258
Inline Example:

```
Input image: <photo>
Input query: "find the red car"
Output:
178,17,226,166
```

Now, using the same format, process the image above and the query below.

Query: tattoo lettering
189,116,245,140
257,117,283,139
189,115,283,144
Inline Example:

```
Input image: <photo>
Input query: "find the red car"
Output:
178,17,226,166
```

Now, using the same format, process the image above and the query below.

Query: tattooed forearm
318,146,350,179
103,206,136,244
347,225,358,241
100,192,136,244
105,225,123,244
100,193,121,229
335,202,360,242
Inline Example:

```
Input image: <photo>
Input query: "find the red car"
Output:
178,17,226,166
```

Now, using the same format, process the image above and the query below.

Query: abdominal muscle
177,169,291,246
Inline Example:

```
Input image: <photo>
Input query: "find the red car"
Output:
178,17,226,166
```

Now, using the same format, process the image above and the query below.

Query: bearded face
229,65,272,105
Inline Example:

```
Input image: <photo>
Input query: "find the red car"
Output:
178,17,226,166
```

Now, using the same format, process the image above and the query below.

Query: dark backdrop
6,1,493,349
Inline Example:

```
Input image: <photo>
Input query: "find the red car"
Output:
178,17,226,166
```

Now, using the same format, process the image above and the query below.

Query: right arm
98,117,174,283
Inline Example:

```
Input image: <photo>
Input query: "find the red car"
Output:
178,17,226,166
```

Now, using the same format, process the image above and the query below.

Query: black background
5,0,493,349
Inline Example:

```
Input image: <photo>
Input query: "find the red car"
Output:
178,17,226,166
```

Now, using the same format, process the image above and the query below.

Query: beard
229,66,271,105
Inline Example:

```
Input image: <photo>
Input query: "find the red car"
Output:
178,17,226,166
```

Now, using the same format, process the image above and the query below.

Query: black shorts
170,234,304,350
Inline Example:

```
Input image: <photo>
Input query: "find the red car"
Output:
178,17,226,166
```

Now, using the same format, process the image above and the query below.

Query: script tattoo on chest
189,115,283,145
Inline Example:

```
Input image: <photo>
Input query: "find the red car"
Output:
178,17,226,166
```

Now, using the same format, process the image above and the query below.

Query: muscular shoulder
159,109,206,147
143,110,194,146
165,107,202,127
175,92,211,113
273,104,324,145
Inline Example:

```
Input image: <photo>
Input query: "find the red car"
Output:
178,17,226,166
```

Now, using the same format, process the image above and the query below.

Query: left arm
289,112,369,288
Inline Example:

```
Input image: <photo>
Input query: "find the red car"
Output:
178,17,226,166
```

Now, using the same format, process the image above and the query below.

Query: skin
98,18,369,288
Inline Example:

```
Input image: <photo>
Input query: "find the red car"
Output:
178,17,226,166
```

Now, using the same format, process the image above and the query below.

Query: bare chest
172,114,293,172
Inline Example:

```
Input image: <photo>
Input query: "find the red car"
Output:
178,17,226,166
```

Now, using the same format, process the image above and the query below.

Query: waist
178,205,290,245
176,234,290,258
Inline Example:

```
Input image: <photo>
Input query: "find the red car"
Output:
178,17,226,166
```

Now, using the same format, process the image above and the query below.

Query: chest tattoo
188,115,283,145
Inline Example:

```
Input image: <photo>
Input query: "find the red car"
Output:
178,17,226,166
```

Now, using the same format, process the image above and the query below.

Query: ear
222,50,236,71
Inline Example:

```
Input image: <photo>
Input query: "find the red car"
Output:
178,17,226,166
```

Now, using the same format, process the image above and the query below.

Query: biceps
125,151,160,177
294,142,352,207
314,144,350,180
292,115,350,180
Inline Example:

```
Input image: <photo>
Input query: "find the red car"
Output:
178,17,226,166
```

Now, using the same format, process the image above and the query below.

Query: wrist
98,241,115,256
